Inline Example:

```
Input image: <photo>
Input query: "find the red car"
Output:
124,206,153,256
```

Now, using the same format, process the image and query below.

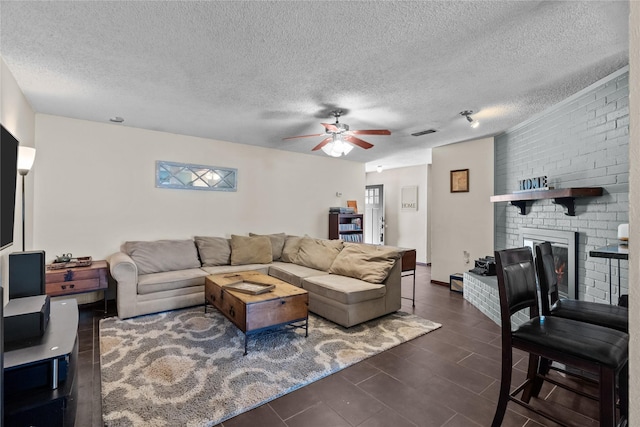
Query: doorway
365,184,384,245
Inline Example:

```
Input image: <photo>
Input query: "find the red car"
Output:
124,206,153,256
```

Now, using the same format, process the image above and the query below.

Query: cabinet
46,260,108,312
329,213,364,242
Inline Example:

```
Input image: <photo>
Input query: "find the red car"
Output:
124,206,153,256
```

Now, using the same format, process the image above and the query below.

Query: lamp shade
17,146,36,175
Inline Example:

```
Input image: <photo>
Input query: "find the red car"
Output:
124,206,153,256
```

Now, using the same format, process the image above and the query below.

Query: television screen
1,125,19,251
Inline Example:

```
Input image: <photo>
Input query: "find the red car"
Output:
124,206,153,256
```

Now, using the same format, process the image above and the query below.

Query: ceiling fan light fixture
322,135,353,157
460,110,479,128
285,109,389,156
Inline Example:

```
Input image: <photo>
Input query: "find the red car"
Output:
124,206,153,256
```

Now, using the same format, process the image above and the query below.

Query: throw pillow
230,235,273,265
329,243,401,283
281,235,302,263
123,239,201,275
194,236,231,266
296,237,344,271
249,232,286,260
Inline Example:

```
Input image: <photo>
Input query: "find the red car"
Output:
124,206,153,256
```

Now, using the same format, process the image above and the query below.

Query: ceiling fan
282,110,391,157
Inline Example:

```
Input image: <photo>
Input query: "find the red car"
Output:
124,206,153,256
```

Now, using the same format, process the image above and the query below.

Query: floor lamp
17,147,36,251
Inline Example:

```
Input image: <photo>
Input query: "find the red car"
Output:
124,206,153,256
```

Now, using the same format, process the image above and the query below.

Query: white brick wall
463,273,529,327
495,71,629,304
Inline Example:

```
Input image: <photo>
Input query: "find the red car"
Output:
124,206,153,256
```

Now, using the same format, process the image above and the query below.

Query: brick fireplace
521,227,578,299
464,228,577,327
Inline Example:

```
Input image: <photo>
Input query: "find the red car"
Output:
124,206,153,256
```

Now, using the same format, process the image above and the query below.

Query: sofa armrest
107,252,139,318
383,260,402,313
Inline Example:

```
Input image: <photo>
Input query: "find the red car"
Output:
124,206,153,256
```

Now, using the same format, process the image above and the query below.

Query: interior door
365,185,384,245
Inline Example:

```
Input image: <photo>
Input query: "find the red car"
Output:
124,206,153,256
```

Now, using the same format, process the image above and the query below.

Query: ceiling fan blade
282,133,324,140
350,129,391,136
343,135,374,149
311,137,333,151
321,123,339,132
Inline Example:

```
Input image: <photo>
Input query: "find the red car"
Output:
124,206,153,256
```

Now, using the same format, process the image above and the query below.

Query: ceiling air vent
411,129,437,137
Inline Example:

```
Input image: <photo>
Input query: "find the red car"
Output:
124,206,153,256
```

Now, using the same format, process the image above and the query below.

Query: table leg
244,335,248,356
617,259,621,304
51,358,59,390
412,273,416,308
401,270,416,307
305,317,309,337
608,259,613,305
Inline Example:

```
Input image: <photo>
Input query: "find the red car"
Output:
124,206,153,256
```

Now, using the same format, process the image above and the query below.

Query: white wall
628,0,639,422
366,165,428,263
431,137,494,283
33,115,365,262
0,58,36,303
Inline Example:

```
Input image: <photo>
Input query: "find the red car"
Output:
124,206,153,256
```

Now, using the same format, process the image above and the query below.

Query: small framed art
401,186,418,211
450,169,469,193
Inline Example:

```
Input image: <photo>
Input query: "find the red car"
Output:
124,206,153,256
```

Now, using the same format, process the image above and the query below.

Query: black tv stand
4,299,79,427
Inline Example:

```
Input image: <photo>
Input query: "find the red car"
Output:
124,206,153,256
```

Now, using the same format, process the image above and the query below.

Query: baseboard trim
430,280,448,287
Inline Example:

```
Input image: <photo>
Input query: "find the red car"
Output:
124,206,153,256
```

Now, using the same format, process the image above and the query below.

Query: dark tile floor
76,265,601,427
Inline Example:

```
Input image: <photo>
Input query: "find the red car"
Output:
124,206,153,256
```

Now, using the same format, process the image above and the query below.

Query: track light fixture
460,110,479,128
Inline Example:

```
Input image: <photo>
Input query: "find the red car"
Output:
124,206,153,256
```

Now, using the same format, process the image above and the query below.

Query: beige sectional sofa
108,234,404,327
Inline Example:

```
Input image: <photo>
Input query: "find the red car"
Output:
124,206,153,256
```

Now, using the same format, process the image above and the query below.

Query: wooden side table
400,249,417,307
45,260,109,312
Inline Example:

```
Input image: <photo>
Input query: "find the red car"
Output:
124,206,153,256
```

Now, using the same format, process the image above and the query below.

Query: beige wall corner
628,0,639,422
431,137,494,283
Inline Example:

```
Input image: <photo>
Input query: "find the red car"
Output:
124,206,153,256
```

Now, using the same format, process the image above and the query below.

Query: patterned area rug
100,307,441,427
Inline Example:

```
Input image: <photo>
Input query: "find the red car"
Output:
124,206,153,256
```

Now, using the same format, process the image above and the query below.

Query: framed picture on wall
450,169,469,193
401,186,418,210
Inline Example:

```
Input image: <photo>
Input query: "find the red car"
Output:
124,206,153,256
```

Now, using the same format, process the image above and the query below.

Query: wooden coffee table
204,271,309,355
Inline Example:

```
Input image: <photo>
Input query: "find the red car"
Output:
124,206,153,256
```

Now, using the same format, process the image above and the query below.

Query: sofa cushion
302,274,386,305
230,235,273,265
137,268,208,295
201,264,270,275
269,261,328,287
281,235,302,263
194,236,231,266
329,243,401,284
296,237,343,271
123,239,201,275
249,232,286,261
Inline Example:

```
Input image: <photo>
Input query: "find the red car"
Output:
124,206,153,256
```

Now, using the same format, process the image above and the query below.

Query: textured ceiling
0,1,629,171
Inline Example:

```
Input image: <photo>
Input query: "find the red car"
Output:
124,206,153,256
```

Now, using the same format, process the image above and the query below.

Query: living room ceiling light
321,134,354,157
109,116,124,123
376,165,383,173
460,110,479,128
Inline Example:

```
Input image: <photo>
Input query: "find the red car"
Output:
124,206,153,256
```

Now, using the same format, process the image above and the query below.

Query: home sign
518,175,548,191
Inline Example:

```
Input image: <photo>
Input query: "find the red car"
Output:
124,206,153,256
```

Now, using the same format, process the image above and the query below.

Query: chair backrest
495,247,539,332
534,242,559,315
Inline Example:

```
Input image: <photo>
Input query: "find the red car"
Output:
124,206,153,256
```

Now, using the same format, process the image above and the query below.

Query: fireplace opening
521,228,578,299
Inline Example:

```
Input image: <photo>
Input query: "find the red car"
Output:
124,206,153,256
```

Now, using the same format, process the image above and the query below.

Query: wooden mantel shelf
490,187,603,216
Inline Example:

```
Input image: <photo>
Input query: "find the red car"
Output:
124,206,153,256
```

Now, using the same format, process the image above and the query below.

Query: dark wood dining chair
492,247,628,427
533,241,629,413
535,241,628,332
